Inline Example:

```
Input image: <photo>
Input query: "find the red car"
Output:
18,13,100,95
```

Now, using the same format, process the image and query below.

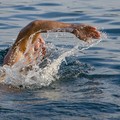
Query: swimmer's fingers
72,24,101,41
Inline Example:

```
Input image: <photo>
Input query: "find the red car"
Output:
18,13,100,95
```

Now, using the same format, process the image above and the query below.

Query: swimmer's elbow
29,20,42,27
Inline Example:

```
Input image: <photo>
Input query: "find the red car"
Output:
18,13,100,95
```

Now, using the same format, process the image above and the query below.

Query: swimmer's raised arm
16,20,100,43
3,20,101,66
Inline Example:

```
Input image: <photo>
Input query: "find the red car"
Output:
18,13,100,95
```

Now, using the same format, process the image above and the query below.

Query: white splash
0,31,105,89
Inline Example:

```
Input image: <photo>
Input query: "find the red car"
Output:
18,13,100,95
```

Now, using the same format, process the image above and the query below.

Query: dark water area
0,0,120,120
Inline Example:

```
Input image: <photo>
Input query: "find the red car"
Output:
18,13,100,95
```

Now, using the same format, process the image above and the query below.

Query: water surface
0,0,120,120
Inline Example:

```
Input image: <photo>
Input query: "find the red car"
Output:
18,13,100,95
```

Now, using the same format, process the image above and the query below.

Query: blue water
0,0,120,120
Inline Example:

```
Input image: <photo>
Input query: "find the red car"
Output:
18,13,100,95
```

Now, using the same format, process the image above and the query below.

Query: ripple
102,28,120,34
107,8,120,12
94,19,112,23
110,22,120,25
80,74,120,80
12,14,41,20
0,107,20,113
12,5,37,11
31,101,120,116
102,12,119,17
36,2,62,6
0,23,20,29
59,15,96,22
40,12,80,18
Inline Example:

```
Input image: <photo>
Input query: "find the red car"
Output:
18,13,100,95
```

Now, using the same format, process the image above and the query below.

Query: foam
0,31,104,89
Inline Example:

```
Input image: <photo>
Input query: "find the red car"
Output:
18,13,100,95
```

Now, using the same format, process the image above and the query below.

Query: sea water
0,0,120,120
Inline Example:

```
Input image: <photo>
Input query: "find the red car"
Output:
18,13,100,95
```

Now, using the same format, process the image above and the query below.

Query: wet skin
24,33,46,65
3,20,101,66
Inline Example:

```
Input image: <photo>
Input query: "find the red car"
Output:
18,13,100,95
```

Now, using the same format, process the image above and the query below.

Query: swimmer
3,20,101,66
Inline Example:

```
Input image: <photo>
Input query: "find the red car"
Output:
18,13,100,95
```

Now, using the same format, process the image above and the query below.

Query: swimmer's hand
72,24,101,42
